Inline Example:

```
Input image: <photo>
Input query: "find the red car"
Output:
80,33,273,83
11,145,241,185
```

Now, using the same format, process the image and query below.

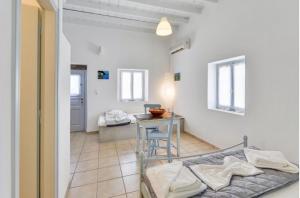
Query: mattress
143,148,299,198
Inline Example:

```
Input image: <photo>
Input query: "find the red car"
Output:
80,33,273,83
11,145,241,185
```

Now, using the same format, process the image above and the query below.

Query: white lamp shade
156,17,172,36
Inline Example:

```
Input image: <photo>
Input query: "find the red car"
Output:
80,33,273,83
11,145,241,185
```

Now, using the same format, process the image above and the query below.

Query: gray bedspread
143,148,299,198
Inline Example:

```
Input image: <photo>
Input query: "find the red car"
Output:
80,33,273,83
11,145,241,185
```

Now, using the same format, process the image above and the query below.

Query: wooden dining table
134,112,184,157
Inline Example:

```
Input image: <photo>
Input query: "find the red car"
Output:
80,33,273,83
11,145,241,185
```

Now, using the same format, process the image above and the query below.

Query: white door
70,69,86,132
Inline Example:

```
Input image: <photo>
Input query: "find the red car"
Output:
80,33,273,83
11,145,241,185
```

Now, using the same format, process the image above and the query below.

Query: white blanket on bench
105,109,128,122
146,161,207,198
190,156,264,191
98,111,136,127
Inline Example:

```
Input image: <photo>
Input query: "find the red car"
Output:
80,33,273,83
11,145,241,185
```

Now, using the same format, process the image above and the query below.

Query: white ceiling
63,0,218,33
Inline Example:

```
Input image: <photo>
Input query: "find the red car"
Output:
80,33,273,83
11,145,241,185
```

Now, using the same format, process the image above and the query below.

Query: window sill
208,107,245,116
119,99,146,103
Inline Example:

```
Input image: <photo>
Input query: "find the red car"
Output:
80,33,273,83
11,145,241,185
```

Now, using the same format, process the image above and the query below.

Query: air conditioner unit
170,39,191,55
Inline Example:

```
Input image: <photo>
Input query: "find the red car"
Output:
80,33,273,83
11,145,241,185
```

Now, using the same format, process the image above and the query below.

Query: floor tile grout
69,132,216,197
115,142,128,195
96,134,101,198
69,134,88,193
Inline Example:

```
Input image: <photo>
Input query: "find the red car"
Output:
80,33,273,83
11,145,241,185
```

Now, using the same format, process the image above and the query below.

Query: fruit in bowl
149,108,166,117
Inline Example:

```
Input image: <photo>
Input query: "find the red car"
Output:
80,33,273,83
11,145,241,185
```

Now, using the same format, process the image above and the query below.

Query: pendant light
156,17,172,36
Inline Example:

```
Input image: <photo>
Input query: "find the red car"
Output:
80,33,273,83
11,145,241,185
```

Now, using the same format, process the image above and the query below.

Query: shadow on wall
87,41,101,55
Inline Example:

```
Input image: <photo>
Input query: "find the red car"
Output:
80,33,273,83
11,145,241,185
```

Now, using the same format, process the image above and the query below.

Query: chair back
144,104,161,114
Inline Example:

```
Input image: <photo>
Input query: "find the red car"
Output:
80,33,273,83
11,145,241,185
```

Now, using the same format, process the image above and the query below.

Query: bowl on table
149,108,166,117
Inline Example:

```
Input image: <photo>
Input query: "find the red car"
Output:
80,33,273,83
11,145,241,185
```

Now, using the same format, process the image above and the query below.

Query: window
208,56,245,115
118,69,148,102
70,74,81,96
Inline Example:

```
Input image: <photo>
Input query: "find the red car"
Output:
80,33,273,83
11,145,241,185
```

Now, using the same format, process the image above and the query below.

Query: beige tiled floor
68,132,217,198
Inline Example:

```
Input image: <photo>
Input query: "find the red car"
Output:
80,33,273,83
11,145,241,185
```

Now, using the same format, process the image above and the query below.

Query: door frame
71,64,87,132
11,0,21,197
12,0,59,198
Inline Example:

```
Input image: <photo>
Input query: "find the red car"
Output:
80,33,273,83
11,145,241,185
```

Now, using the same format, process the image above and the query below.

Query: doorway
70,65,87,132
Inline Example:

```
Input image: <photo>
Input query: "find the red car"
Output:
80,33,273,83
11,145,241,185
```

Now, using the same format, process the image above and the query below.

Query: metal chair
144,104,161,132
144,104,161,153
147,113,175,162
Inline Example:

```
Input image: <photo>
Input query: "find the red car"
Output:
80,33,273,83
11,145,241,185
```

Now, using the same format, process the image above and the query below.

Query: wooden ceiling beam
125,0,203,14
65,0,189,24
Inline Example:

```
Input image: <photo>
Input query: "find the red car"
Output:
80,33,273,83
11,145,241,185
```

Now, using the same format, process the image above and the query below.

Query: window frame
118,69,148,102
216,59,245,113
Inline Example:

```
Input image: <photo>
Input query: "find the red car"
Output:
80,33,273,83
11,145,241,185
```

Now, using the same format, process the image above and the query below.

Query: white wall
64,23,170,132
0,0,13,197
58,34,71,198
58,0,71,196
171,0,299,161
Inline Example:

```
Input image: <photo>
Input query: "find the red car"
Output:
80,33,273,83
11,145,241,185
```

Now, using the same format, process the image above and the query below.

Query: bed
98,113,137,142
139,136,299,198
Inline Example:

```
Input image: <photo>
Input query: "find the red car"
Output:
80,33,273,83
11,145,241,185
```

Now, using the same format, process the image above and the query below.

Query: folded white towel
147,161,183,198
167,184,207,198
146,161,207,198
190,156,264,191
244,148,299,173
169,166,204,193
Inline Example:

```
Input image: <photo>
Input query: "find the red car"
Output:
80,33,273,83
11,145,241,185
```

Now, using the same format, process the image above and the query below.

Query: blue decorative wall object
98,70,109,80
174,73,181,81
